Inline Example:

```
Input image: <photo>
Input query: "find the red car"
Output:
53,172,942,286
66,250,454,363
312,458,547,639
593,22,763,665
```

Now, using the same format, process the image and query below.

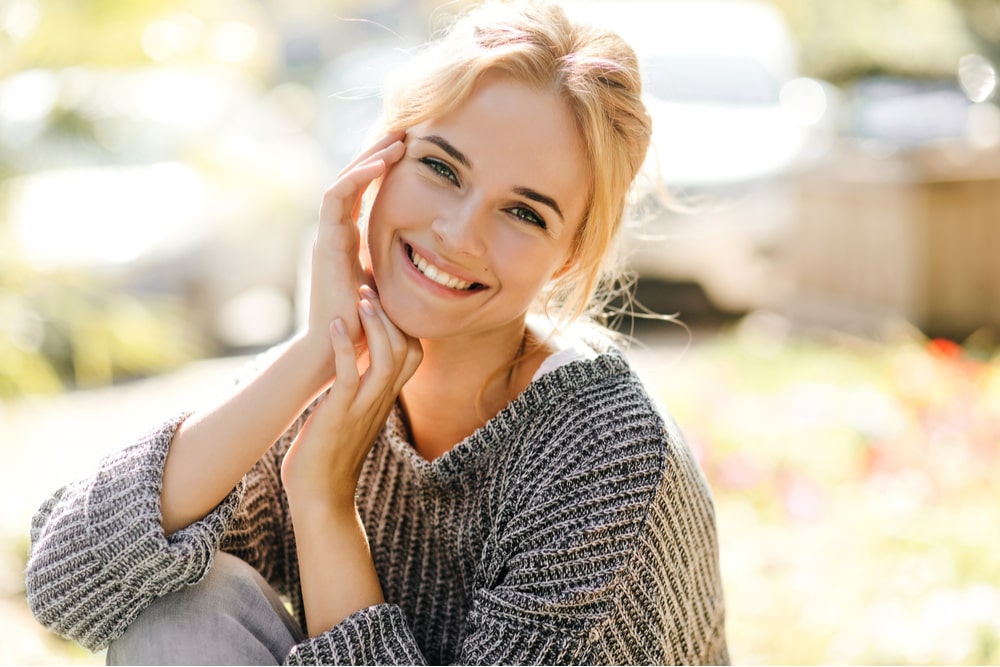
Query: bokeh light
958,52,997,102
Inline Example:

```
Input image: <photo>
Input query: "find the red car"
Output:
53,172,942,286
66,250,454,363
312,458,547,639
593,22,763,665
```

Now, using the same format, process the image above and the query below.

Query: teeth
409,247,474,290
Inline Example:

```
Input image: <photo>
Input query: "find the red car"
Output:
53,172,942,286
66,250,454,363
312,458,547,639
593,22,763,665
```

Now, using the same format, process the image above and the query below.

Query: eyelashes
418,156,548,230
508,206,546,229
419,157,459,185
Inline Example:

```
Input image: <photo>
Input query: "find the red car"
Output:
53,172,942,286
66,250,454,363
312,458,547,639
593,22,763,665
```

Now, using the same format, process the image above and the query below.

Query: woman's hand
305,131,406,371
281,285,421,635
282,285,422,514
158,130,403,535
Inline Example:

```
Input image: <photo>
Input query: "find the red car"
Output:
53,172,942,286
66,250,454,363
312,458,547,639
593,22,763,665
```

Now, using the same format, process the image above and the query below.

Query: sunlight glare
958,53,997,103
212,21,258,64
0,0,40,44
134,69,226,127
9,163,208,268
142,14,204,62
780,77,828,126
0,69,58,125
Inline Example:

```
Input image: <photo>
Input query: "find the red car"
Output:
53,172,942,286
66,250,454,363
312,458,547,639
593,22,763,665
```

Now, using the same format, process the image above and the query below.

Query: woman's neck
399,320,549,461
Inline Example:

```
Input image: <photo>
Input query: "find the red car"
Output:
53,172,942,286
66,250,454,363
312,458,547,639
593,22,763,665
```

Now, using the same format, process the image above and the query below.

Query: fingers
323,138,406,220
359,286,422,393
328,318,360,412
398,337,424,395
316,287,419,432
357,287,421,400
308,136,406,345
359,285,409,358
337,130,406,178
316,160,386,253
356,296,399,398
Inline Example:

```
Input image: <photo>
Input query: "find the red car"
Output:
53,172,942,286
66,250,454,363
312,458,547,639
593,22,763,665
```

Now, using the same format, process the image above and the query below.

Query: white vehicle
562,0,830,312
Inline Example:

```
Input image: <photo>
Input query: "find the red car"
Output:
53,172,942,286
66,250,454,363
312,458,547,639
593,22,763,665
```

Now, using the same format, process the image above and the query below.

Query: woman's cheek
359,228,373,274
362,179,395,275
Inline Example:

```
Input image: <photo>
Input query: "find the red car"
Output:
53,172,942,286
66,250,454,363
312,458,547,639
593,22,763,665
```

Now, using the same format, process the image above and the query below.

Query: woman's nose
431,199,488,256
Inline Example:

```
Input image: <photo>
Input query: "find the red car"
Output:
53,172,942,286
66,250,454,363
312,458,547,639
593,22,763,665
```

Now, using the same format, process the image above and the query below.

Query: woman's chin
377,292,433,340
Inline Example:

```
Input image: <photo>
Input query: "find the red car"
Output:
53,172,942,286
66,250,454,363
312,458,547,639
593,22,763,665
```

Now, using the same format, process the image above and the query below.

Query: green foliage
0,262,205,399
3,0,194,75
953,0,1000,64
767,0,981,84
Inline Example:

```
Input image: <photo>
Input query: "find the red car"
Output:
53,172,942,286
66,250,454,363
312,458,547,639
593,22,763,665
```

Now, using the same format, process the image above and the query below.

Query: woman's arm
159,134,406,535
281,289,421,636
25,415,246,652
159,333,332,535
25,133,408,651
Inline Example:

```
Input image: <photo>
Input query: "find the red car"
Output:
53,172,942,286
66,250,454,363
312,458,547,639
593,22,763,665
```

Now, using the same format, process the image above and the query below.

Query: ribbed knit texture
26,335,728,665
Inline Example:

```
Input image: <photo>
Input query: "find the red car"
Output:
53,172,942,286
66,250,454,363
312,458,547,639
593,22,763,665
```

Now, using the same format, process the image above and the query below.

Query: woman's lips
403,242,486,292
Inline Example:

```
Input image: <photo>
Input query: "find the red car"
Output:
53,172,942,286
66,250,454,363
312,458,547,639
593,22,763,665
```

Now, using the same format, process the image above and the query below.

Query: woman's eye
509,206,546,230
420,157,459,185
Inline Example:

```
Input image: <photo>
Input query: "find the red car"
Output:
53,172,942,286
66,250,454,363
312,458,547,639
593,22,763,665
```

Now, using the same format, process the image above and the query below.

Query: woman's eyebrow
418,135,471,168
513,187,564,221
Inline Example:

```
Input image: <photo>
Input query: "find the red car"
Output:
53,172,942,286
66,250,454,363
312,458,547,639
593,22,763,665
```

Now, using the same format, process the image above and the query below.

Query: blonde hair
373,0,652,325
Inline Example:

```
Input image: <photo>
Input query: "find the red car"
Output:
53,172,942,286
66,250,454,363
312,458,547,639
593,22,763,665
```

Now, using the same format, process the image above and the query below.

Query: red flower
927,338,963,361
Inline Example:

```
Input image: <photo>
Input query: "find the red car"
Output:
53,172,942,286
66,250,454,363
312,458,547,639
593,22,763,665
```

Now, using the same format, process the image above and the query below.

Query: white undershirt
529,322,598,382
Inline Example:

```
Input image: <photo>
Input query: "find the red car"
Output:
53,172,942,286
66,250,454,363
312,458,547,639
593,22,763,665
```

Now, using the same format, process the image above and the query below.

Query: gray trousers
106,552,305,665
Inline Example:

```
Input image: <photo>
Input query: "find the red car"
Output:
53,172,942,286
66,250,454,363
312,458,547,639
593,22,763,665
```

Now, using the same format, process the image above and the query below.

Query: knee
106,552,301,665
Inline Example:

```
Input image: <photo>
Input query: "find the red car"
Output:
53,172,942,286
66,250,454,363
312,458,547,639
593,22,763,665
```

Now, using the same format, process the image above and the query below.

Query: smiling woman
24,1,728,665
366,74,588,347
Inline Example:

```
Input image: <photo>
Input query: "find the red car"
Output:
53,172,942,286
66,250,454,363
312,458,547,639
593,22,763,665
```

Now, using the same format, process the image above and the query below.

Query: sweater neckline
382,338,631,486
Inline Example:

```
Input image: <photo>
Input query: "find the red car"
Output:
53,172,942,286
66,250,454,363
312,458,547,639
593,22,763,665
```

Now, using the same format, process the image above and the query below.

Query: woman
26,1,728,664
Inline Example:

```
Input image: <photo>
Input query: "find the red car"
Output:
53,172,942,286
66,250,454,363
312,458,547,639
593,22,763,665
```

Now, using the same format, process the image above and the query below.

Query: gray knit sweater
26,337,728,665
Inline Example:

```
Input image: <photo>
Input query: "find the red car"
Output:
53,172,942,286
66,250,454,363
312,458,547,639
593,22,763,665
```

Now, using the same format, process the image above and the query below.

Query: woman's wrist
283,444,359,518
288,326,339,388
160,327,342,536
290,500,385,636
287,492,357,529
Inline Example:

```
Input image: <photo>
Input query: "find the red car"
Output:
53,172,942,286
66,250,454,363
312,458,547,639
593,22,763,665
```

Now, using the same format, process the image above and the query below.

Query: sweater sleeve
25,414,246,652
26,345,320,652
456,397,728,665
284,604,427,665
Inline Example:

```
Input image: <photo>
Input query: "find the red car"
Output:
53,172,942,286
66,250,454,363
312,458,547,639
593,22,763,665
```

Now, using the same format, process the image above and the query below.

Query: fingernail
332,318,347,335
360,299,376,316
359,284,377,299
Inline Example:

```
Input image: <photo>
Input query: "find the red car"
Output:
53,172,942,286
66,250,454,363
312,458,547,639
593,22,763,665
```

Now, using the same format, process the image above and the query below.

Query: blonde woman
26,1,728,664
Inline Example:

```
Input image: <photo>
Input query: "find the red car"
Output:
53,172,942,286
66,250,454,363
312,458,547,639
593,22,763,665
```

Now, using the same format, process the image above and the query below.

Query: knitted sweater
26,337,728,665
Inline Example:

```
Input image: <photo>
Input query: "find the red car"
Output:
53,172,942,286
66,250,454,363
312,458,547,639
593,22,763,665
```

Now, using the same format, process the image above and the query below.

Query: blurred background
1,0,999,663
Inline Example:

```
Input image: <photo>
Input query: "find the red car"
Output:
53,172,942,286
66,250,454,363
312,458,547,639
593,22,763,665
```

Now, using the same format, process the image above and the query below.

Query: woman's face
366,74,590,342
